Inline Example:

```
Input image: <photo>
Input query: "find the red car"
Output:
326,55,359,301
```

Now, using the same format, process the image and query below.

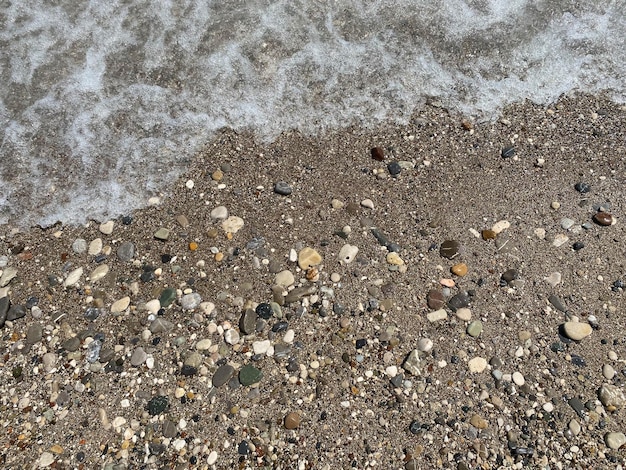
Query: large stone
298,248,322,270
562,322,592,341
599,384,626,408
212,364,235,387
338,244,359,264
403,350,421,376
605,432,626,450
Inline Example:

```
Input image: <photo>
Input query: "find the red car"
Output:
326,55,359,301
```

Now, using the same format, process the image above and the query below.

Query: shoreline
1,93,626,469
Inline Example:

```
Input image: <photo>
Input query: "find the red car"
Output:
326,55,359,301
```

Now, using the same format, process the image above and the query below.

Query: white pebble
185,180,194,189
512,371,525,386
360,199,374,209
283,329,295,344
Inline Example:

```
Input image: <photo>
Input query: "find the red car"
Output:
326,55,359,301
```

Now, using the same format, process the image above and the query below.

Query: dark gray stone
7,304,26,321
448,291,470,311
212,364,235,387
440,240,461,259
117,242,135,262
274,181,292,196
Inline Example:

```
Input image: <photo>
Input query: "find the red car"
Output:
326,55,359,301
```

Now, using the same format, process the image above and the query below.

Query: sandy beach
1,93,626,469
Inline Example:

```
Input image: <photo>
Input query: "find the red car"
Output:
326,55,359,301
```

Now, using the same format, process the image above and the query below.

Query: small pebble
284,412,301,429
562,322,592,341
274,182,292,195
593,212,614,226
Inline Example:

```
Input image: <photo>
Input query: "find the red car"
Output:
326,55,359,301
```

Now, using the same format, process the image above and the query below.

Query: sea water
1,0,624,228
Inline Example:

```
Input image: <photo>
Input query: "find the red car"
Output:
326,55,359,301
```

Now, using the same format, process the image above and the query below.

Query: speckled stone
599,384,626,407
239,364,263,386
403,350,421,376
117,242,135,262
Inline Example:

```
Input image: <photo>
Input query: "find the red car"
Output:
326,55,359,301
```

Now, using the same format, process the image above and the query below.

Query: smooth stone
150,318,174,333
455,308,472,321
448,291,470,311
210,206,228,220
439,240,461,259
42,353,57,371
482,229,497,240
603,364,616,380
284,285,317,303
284,412,301,429
491,220,510,234
63,267,83,287
574,182,590,193
26,323,43,344
403,350,421,376
427,290,445,310
561,218,575,230
130,347,147,366
512,371,525,386
599,384,626,407
605,432,626,450
239,364,263,386
111,297,130,313
212,364,235,387
7,305,25,321
61,336,80,352
72,239,87,253
338,244,359,264
468,357,488,373
298,247,322,270
224,329,240,345
38,452,55,467
451,263,468,276
184,352,203,368
501,269,519,283
426,309,447,322
360,198,374,209
89,264,109,282
569,419,581,435
181,293,202,310
252,340,271,355
593,212,614,226
99,221,115,235
159,288,177,307
117,242,135,261
162,420,177,438
275,270,295,287
470,414,488,429
239,309,257,335
222,216,244,233
196,338,212,350
88,238,102,255
274,181,292,195
0,297,11,326
154,228,170,240
386,252,404,265
467,320,483,337
145,299,161,314
562,322,592,341
0,266,18,287
552,233,569,247
544,272,562,287
417,338,433,353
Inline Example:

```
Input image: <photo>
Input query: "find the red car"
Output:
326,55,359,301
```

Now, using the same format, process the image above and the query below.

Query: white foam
0,0,624,227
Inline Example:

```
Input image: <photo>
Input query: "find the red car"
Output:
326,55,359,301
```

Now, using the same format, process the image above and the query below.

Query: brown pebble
470,414,488,429
593,212,614,226
439,240,461,259
427,290,446,310
482,229,497,240
461,119,473,130
451,263,468,276
284,412,301,429
371,147,385,161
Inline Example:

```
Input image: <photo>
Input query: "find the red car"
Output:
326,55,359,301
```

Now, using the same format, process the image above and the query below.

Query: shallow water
1,0,624,227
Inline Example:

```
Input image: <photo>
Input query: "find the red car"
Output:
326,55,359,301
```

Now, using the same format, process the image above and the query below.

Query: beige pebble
544,272,561,287
38,452,55,467
455,308,472,321
426,309,447,322
562,321,592,341
386,252,404,265
221,216,244,234
298,248,322,270
512,371,525,386
603,364,616,380
330,272,341,282
284,412,301,429
360,199,374,209
275,270,295,287
63,267,83,287
99,221,115,235
88,238,103,255
470,414,488,429
89,264,109,282
552,234,569,247
468,357,488,373
440,278,455,287
338,244,359,264
111,296,131,313
491,220,510,234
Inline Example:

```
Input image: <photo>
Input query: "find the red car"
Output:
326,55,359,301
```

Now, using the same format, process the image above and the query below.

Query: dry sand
1,93,626,469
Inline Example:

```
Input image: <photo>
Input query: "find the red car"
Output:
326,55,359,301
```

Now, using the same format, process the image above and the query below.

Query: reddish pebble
371,147,385,161
593,212,614,226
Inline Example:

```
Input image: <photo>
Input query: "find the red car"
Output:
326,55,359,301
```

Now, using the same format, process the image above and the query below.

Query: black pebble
356,338,367,349
574,182,591,193
572,241,585,251
387,161,402,176
161,254,172,263
501,146,515,158
238,440,249,455
121,215,133,225
255,303,273,320
409,420,421,434
181,365,198,376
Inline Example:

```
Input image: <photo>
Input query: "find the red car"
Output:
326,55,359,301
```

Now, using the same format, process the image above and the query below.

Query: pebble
222,216,244,234
455,308,472,321
26,323,43,344
117,242,135,261
598,384,626,407
427,290,445,310
387,161,402,176
574,182,591,193
212,364,235,387
224,329,240,345
239,364,263,386
338,244,359,264
544,272,562,287
150,318,174,333
0,267,17,288
88,238,102,255
89,265,109,282
154,228,170,240
403,350,421,375
451,263,468,276
593,212,614,226
210,206,228,220
99,220,114,235
605,432,626,450
63,267,83,287
111,296,130,313
467,320,482,337
181,293,202,310
274,181,292,195
603,364,616,380
512,371,525,386
239,309,257,335
448,291,470,311
491,220,510,234
426,309,447,322
417,338,433,352
470,414,488,429
130,347,147,366
439,240,461,259
275,270,295,287
72,239,87,253
386,252,404,265
38,451,55,467
552,234,569,247
42,353,57,372
360,198,374,209
562,322,592,341
482,229,496,240
561,218,576,230
252,340,271,355
284,412,301,429
298,247,322,270
196,338,212,350
468,357,488,373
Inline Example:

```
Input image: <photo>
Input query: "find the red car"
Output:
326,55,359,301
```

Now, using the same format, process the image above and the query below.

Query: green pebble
239,364,263,386
147,395,169,415
467,320,483,338
159,287,177,307
154,228,170,240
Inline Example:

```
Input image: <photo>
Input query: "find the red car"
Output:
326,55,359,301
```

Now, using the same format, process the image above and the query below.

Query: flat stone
403,349,421,376
210,206,228,220
145,299,161,314
455,308,472,321
593,211,614,226
0,267,17,287
26,323,43,344
63,267,83,287
448,291,470,311
42,353,57,372
512,371,525,386
196,338,212,350
427,309,447,322
284,412,301,429
468,357,488,373
275,270,295,287
181,293,202,310
603,364,616,380
239,364,263,386
130,347,147,366
562,322,592,341
38,451,55,467
552,233,569,247
88,238,102,255
467,320,482,337
599,384,626,407
117,242,135,261
162,420,177,439
159,288,177,307
154,228,170,240
7,305,25,321
89,264,109,282
417,338,433,352
440,240,461,259
184,352,203,368
239,309,257,335
491,220,510,234
150,318,174,333
544,272,562,287
72,239,87,253
212,364,235,387
470,414,488,429
427,290,445,309
338,244,359,264
605,432,626,450
451,263,468,276
386,252,404,265
222,216,244,234
561,218,576,230
501,269,519,283
111,296,130,313
298,247,322,270
284,285,317,304
274,181,292,195
99,221,115,235
360,198,374,209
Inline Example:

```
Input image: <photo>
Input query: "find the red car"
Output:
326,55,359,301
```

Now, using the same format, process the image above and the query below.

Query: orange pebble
214,252,224,262
189,242,198,251
482,229,497,240
451,263,468,276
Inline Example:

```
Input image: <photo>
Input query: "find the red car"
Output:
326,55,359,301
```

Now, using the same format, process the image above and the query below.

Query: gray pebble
448,291,470,311
274,181,292,195
117,242,135,261
212,364,235,387
72,239,87,253
150,318,174,333
62,336,81,352
26,323,43,344
181,293,202,310
130,347,147,366
162,420,178,438
239,308,257,335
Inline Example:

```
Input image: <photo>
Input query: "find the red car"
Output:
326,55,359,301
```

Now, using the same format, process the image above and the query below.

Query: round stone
593,212,614,226
298,248,322,270
603,364,616,380
275,270,295,287
239,364,263,386
599,384,626,407
512,371,525,386
468,357,488,373
387,161,402,176
562,322,592,341
605,432,626,450
467,320,483,338
284,412,301,429
440,240,461,259
210,206,228,220
338,244,359,264
72,239,87,253
427,290,445,310
147,396,168,415
117,242,135,261
196,339,212,351
111,296,130,313
224,329,240,345
482,229,496,240
451,263,468,276
181,293,202,310
212,364,235,387
455,308,472,321
274,182,292,195
99,220,114,235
